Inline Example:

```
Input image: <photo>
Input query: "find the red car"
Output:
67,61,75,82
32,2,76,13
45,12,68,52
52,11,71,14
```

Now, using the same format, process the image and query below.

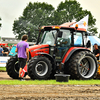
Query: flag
70,15,89,31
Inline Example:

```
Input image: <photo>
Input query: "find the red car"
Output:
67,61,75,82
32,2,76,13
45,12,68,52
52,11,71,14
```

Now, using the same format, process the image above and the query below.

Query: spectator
15,34,29,80
3,44,9,56
93,43,100,60
0,45,3,56
9,45,12,51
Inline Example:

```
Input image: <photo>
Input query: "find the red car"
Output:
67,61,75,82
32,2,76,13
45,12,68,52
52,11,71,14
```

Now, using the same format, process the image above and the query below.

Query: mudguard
62,47,90,64
36,52,55,62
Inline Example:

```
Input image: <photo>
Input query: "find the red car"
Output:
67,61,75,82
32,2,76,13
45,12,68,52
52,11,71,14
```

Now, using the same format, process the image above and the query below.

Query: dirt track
0,72,100,100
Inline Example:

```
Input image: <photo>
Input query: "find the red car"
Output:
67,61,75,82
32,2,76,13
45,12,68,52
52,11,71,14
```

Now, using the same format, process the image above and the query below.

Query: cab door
55,29,71,61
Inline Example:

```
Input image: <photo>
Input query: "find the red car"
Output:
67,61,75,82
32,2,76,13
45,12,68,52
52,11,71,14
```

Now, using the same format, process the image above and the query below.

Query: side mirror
58,31,63,37
85,32,88,38
86,40,91,48
85,32,88,36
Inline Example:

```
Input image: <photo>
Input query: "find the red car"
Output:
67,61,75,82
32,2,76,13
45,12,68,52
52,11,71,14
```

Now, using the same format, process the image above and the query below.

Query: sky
0,0,100,37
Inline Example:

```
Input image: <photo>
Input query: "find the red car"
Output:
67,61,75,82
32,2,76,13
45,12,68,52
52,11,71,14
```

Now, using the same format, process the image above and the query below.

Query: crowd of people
0,44,12,56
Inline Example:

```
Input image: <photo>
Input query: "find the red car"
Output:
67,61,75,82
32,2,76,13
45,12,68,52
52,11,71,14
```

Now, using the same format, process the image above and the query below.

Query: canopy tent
87,36,100,46
74,36,100,46
74,35,100,52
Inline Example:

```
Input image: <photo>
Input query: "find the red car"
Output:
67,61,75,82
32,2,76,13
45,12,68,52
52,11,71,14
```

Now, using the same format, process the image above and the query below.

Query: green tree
13,2,55,42
13,0,98,42
55,0,97,33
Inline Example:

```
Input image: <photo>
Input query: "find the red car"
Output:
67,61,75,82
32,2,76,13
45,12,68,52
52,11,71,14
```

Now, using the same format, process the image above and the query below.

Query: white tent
87,36,100,46
74,35,100,51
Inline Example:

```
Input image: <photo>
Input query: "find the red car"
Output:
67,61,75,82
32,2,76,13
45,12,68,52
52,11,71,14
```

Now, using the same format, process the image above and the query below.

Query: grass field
0,67,100,85
0,67,6,71
0,79,100,85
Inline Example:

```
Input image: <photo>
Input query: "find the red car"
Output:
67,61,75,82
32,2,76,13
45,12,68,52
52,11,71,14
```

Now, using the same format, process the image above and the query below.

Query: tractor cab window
74,32,83,46
40,30,57,46
57,29,71,47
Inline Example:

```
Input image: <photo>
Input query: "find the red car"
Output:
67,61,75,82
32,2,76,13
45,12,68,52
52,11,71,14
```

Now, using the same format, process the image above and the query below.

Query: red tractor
6,23,98,80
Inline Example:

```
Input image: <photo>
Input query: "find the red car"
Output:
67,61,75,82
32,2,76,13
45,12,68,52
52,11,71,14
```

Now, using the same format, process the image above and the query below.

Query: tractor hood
29,44,49,57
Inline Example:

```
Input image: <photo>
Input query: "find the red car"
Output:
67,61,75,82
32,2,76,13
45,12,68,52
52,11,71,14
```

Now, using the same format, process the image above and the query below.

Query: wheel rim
78,56,96,78
35,61,48,76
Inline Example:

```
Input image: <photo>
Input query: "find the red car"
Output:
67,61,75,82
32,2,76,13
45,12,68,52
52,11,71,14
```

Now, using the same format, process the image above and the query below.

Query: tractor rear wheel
28,56,52,80
6,55,19,79
64,51,98,80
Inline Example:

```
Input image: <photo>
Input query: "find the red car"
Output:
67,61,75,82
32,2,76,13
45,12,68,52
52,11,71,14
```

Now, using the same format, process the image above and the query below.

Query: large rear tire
6,55,19,79
28,56,52,80
64,51,98,80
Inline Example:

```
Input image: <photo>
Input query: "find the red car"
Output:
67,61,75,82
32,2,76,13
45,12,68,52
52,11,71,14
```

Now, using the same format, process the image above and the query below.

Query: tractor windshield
40,30,57,46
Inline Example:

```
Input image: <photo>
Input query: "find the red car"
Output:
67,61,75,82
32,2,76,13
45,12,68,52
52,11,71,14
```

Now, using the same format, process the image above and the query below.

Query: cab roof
41,22,86,32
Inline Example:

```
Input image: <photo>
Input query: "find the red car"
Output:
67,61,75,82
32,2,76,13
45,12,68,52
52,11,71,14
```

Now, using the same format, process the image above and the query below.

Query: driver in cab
57,32,70,47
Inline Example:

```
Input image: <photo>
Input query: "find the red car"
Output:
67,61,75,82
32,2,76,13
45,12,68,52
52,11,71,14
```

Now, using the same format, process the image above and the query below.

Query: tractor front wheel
28,56,52,80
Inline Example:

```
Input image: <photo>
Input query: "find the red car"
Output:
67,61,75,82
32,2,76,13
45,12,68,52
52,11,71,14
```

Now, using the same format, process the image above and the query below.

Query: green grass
0,79,100,85
0,67,100,85
0,67,6,71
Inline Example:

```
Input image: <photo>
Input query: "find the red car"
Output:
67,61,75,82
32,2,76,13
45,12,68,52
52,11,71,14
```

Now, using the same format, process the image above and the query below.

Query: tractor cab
36,25,87,62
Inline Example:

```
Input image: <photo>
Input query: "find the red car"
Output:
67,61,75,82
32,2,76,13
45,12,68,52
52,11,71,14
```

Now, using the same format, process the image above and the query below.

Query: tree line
9,0,99,41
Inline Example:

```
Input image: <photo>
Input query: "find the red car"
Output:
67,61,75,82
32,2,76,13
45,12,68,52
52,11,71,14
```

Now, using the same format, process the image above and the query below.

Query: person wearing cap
93,43,100,60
